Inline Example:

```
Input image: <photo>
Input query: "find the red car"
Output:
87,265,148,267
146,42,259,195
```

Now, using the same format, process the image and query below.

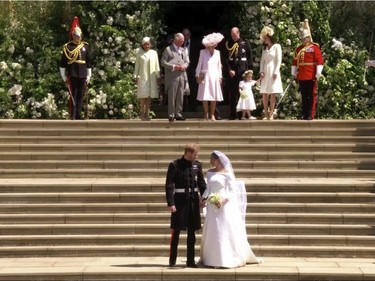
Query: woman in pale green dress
133,37,161,120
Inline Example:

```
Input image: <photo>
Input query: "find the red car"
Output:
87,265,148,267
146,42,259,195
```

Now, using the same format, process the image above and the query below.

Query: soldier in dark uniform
59,26,92,120
165,143,207,268
223,27,253,120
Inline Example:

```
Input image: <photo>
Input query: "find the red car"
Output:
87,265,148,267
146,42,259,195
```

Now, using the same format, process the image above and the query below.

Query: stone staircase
0,119,374,278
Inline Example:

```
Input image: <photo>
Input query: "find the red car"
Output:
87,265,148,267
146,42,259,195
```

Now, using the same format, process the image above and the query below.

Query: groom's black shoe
186,262,198,268
169,259,176,267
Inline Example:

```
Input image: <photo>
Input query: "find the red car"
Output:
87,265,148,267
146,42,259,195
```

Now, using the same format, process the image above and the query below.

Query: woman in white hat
133,37,161,121
259,26,283,120
195,32,224,121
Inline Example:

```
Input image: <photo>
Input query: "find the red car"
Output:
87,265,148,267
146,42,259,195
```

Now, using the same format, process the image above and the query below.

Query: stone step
0,168,374,178
1,152,374,161
1,119,374,129
0,129,375,139
1,143,374,152
0,213,373,225
1,234,373,247
0,160,374,170
1,127,374,137
0,244,374,258
1,135,375,144
0,202,373,214
0,178,372,193
0,223,372,236
0,192,373,204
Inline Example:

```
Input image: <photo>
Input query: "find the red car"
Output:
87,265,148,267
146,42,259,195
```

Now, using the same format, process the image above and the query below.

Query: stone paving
1,256,375,281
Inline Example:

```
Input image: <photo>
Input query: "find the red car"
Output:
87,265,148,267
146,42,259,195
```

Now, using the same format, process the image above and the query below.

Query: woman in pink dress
195,33,224,121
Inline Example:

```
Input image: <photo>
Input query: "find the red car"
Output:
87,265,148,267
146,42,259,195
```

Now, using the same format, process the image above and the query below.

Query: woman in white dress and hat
259,26,283,120
195,33,224,121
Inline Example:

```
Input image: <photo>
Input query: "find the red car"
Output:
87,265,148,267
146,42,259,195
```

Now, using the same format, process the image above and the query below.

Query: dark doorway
161,1,229,41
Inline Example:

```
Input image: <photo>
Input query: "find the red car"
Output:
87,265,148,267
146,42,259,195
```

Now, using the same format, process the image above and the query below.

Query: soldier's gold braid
226,42,239,60
63,42,85,64
295,43,313,65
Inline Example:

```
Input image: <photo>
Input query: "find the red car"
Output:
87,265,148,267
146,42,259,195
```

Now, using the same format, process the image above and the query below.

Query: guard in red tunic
292,20,324,120
59,17,92,120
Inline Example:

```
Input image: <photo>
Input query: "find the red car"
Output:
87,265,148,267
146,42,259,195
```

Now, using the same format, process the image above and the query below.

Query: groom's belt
175,188,198,193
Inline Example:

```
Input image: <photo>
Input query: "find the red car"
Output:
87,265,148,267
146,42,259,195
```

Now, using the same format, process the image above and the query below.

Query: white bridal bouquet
207,193,221,208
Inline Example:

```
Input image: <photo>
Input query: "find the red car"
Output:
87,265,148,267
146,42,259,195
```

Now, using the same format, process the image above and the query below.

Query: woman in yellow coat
134,37,161,120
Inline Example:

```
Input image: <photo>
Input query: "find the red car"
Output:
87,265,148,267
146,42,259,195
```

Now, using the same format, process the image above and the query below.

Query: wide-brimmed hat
259,26,274,42
202,32,224,47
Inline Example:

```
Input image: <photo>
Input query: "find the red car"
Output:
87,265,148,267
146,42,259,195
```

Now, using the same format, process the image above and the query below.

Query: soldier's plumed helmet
300,29,311,39
72,27,82,37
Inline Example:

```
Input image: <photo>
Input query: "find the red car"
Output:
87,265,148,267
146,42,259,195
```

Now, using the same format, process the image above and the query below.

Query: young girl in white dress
236,70,258,120
200,151,263,268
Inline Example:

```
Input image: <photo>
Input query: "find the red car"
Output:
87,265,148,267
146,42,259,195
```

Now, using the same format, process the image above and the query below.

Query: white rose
25,47,34,54
0,61,8,70
8,45,15,54
107,16,114,25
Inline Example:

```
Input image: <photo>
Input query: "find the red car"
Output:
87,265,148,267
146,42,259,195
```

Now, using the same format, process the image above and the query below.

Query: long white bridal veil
213,150,247,223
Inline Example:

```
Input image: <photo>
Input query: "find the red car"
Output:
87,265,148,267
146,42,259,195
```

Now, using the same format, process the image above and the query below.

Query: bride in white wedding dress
200,151,262,268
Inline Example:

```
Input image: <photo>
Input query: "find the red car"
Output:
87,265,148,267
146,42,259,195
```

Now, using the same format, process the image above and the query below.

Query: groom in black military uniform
223,27,253,120
165,143,206,268
59,18,92,120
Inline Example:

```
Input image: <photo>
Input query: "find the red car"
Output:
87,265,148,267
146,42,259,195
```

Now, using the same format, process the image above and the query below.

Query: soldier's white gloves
59,67,67,82
316,65,323,80
291,66,298,78
86,68,92,84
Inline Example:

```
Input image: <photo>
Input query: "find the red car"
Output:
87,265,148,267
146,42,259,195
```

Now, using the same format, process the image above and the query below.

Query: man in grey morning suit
161,33,189,122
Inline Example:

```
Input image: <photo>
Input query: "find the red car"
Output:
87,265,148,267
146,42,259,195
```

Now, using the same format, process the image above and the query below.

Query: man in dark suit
182,28,202,112
223,27,253,120
165,143,207,268
59,23,92,120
